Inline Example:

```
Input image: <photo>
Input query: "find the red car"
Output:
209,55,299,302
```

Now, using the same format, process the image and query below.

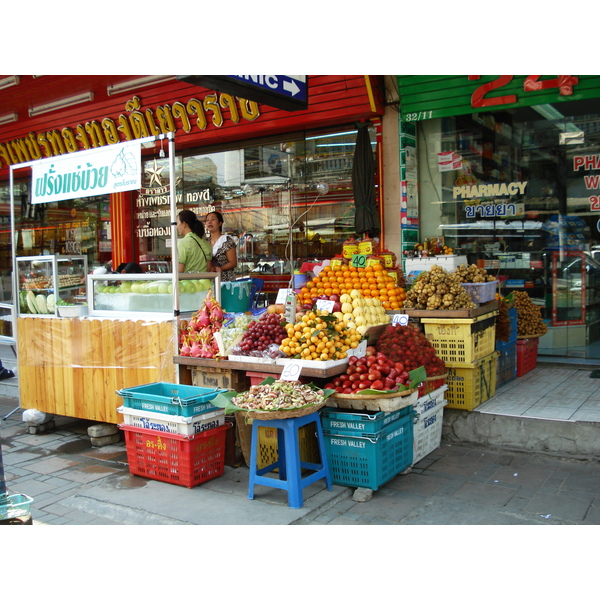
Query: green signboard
397,75,600,122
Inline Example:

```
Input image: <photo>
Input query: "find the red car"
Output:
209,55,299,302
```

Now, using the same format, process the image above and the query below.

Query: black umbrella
352,123,380,236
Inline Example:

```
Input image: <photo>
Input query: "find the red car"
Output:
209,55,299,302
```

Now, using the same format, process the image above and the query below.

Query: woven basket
329,388,414,401
517,332,545,339
235,398,327,421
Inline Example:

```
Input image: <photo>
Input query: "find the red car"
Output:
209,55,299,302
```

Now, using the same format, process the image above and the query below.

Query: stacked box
517,337,539,377
444,353,499,411
412,384,448,465
421,312,497,364
495,307,518,350
120,424,227,488
322,411,414,491
496,342,517,387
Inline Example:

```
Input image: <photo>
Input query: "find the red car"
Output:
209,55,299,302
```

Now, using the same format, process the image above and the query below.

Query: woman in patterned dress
204,211,237,281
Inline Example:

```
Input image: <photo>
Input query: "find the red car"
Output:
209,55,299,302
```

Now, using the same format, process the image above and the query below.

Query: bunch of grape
237,312,287,354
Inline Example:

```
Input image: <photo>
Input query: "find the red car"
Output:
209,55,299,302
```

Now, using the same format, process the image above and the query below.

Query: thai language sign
31,141,141,204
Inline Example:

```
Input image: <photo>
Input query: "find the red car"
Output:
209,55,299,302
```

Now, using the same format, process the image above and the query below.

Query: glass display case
17,255,88,316
86,272,220,318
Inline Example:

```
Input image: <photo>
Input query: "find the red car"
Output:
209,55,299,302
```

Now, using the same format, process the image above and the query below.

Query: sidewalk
2,391,599,526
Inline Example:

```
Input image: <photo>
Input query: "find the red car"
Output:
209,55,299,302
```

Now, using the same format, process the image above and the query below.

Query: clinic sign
31,140,141,204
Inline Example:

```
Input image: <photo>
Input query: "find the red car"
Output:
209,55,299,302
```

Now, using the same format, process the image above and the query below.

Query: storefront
396,75,600,361
0,75,390,423
0,76,387,309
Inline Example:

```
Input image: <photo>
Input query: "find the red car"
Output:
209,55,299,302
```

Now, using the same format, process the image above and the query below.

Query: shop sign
573,153,600,211
31,140,141,204
178,75,308,111
397,75,600,121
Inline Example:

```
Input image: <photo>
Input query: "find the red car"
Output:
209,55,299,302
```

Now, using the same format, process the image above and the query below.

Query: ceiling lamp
0,76,20,90
28,92,94,117
106,76,175,96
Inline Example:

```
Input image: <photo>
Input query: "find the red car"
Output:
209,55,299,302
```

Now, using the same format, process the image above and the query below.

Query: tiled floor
476,364,600,422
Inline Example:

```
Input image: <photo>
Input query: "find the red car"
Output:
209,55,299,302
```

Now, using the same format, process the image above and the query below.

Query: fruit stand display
513,290,548,377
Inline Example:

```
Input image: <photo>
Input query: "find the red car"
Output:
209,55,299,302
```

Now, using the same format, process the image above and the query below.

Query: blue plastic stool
247,411,332,509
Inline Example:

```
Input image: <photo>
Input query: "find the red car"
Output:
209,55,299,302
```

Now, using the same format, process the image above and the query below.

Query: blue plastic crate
117,382,225,417
323,413,414,491
320,405,412,436
496,342,517,387
496,307,517,350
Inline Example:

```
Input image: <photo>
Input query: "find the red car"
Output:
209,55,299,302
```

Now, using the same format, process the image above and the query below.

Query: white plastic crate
413,384,448,417
412,402,446,465
404,255,467,274
117,405,225,436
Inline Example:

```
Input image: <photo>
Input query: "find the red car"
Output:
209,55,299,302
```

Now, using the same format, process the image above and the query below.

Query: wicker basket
235,398,328,421
325,389,418,412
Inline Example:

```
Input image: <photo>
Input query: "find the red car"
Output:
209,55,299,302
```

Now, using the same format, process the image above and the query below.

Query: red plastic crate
516,338,539,377
121,424,227,488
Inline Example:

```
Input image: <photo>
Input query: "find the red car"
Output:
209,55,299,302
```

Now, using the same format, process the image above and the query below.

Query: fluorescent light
28,92,94,117
107,76,175,96
0,76,19,90
0,113,18,125
532,103,582,135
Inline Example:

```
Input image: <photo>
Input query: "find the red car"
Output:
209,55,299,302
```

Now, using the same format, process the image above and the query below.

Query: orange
382,300,392,310
373,263,383,272
390,301,400,310
306,281,314,289
300,287,309,296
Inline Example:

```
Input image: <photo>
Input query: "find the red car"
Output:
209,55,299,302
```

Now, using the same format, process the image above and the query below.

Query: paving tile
25,456,79,474
385,472,449,496
523,491,592,521
488,464,553,488
571,408,600,422
521,406,577,420
583,504,600,524
58,465,122,483
449,481,518,507
561,471,600,495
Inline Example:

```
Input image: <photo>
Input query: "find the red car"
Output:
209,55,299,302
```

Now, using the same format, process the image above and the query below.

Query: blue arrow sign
228,75,307,103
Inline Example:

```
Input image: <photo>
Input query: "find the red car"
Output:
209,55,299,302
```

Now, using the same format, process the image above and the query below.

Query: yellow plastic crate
421,312,498,363
444,352,498,411
258,422,320,470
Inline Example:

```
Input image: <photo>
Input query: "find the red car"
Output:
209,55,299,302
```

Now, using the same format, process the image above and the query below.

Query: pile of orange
298,263,406,310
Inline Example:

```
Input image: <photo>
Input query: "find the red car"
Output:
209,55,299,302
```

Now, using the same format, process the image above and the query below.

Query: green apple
131,282,142,294
121,282,132,293
183,280,196,294
198,279,212,291
97,285,107,293
158,282,169,294
167,283,173,294
178,282,186,293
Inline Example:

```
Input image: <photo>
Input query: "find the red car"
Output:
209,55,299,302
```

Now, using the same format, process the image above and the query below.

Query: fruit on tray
235,311,287,354
297,263,406,311
403,265,476,310
231,380,326,411
178,290,225,358
279,310,360,361
375,323,446,377
324,346,414,393
513,290,547,337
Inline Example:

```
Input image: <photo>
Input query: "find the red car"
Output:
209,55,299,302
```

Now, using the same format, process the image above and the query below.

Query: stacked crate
420,311,499,410
116,382,229,488
412,384,448,464
320,406,414,491
495,307,518,387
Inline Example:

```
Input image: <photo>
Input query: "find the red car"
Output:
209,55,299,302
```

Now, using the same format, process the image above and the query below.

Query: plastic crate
444,352,498,411
412,402,446,465
322,412,414,491
413,384,448,416
517,337,539,377
421,312,498,363
257,421,321,470
117,382,226,417
117,405,225,436
120,424,227,488
496,342,517,387
495,307,518,350
320,405,412,436
462,281,497,305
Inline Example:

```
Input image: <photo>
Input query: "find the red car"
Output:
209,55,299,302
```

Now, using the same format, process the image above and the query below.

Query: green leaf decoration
409,365,427,388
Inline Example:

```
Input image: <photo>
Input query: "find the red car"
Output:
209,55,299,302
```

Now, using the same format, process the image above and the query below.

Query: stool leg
283,419,303,509
314,416,332,490
247,420,260,500
276,427,287,481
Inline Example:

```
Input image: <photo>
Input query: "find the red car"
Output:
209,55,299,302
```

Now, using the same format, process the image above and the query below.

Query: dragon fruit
178,291,226,358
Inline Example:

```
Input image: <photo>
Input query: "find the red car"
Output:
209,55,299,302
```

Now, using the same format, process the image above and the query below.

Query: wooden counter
17,316,178,424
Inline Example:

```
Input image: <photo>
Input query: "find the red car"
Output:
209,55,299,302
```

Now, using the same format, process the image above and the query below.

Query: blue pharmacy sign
177,75,308,111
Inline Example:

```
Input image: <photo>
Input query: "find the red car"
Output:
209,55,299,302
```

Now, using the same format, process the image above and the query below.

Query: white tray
117,405,224,436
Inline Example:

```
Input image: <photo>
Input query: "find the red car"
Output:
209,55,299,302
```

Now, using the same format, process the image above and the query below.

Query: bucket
220,278,251,313
293,273,308,289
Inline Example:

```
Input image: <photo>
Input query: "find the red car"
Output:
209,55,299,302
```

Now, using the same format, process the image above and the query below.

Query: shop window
136,127,376,277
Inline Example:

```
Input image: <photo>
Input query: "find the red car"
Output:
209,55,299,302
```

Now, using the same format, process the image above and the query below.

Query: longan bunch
404,265,476,310
514,291,548,337
453,263,496,283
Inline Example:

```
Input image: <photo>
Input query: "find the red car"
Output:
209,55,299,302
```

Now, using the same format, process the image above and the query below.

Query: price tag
275,288,290,304
392,313,409,326
315,299,334,312
351,254,368,268
280,361,302,381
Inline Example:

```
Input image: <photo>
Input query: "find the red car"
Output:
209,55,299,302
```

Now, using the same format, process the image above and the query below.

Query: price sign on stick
351,254,368,268
280,362,302,381
392,313,409,326
315,299,334,312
